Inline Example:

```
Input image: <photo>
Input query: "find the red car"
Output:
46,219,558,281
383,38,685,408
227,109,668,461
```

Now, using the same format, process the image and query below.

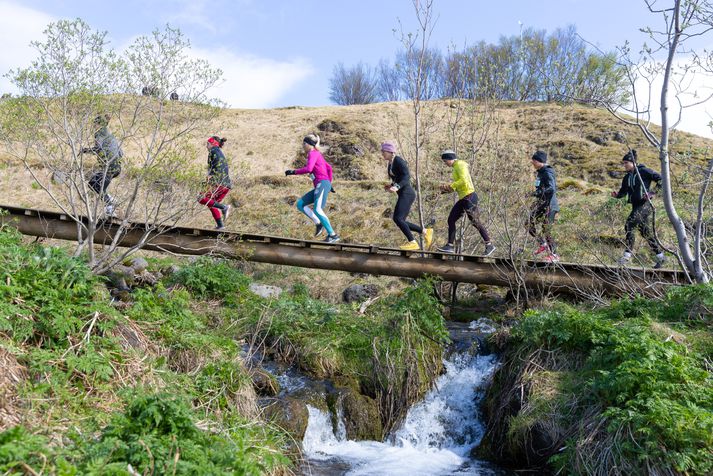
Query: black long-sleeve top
387,155,413,193
615,164,661,206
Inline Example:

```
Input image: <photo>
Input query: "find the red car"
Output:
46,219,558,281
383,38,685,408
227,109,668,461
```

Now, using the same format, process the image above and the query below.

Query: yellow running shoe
400,240,420,251
423,228,434,249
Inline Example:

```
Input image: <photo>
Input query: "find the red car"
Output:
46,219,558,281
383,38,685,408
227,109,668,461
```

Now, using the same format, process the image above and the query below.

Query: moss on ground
480,289,713,475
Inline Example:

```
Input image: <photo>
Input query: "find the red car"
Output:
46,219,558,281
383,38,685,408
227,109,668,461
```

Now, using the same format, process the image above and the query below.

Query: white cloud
0,1,54,94
161,0,260,34
191,46,312,108
163,0,218,33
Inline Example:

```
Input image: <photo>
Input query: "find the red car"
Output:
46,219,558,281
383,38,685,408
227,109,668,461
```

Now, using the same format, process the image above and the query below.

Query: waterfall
301,352,502,476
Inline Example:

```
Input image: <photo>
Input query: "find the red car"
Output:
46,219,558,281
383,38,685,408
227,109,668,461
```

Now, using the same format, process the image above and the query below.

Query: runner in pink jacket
285,134,340,243
294,148,333,187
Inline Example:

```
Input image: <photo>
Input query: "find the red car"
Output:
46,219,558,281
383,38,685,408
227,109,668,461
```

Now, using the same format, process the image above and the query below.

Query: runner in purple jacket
285,134,340,243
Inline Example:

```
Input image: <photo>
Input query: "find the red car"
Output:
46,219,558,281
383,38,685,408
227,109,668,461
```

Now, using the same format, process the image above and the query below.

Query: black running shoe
324,234,340,243
315,223,324,237
437,243,455,253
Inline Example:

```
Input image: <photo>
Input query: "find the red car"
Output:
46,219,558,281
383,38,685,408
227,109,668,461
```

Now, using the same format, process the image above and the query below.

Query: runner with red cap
198,136,232,230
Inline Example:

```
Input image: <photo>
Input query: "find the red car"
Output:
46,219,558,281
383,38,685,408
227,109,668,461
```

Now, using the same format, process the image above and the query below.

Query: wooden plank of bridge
0,203,689,296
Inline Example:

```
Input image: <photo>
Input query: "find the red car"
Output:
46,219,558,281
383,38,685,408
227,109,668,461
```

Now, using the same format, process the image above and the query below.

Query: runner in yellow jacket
436,150,495,255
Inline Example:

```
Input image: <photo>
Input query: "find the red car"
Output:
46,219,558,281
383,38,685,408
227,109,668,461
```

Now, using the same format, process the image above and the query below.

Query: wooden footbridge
0,204,688,297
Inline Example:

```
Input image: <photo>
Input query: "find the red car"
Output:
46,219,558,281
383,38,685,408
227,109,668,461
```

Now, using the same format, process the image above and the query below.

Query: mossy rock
478,348,580,468
330,385,383,441
262,397,309,440
292,118,380,181
251,368,280,396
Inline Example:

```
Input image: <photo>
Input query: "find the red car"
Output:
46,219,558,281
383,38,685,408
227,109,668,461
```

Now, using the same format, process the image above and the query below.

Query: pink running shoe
544,253,560,263
534,244,549,255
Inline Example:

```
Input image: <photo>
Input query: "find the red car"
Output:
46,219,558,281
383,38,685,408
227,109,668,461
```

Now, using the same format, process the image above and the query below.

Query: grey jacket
89,127,123,173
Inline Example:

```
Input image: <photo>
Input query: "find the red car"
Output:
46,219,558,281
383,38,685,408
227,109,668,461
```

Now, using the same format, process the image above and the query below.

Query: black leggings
393,186,422,241
447,192,490,244
626,202,661,254
89,167,120,203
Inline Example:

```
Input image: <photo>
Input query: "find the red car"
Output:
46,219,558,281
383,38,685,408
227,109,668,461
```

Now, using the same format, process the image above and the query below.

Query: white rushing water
302,352,501,476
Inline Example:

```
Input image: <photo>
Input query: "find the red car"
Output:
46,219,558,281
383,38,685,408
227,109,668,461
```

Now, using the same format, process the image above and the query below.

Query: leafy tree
0,19,222,273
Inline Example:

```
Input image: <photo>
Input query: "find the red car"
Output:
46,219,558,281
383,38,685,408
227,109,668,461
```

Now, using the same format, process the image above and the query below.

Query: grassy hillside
1,100,711,268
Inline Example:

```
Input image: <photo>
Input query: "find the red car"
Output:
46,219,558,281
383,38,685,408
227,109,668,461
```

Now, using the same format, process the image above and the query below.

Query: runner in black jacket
381,141,433,250
529,151,560,262
198,136,232,230
611,149,665,268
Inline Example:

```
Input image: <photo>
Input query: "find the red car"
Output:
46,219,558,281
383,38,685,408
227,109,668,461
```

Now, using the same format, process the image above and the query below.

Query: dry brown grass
2,100,711,273
0,345,27,431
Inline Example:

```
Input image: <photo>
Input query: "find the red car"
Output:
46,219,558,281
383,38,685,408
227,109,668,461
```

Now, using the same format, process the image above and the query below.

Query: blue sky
1,0,711,137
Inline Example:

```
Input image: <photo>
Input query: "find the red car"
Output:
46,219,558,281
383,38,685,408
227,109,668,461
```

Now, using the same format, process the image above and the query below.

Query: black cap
532,150,547,163
441,150,457,161
622,149,637,163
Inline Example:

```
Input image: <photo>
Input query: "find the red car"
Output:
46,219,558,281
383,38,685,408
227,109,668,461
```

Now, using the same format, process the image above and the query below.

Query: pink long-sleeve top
294,149,333,187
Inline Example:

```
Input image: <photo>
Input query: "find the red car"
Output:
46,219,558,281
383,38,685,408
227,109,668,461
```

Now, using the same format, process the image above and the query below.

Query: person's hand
285,170,295,176
439,183,452,194
383,183,392,191
611,191,618,198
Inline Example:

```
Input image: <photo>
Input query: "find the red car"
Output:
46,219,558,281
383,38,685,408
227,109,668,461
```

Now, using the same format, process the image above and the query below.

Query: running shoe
315,223,324,237
484,243,496,256
222,204,231,222
423,228,434,249
544,253,560,263
437,243,455,253
617,252,632,265
400,240,420,251
653,254,666,269
324,234,340,243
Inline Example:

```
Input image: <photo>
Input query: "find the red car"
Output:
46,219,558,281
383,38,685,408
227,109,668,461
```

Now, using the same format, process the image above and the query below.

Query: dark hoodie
207,146,232,188
615,164,661,206
534,165,559,211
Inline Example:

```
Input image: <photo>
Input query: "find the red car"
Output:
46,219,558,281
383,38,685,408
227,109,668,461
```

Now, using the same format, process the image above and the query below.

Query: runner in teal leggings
285,134,340,243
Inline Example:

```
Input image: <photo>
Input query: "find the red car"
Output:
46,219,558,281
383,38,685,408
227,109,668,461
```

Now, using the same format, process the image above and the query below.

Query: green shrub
85,392,277,475
0,426,79,475
659,284,713,326
513,305,612,352
168,257,250,302
0,225,116,348
513,303,713,474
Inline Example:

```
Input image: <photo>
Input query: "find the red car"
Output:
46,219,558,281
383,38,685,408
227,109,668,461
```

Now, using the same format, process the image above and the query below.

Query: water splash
302,353,501,476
